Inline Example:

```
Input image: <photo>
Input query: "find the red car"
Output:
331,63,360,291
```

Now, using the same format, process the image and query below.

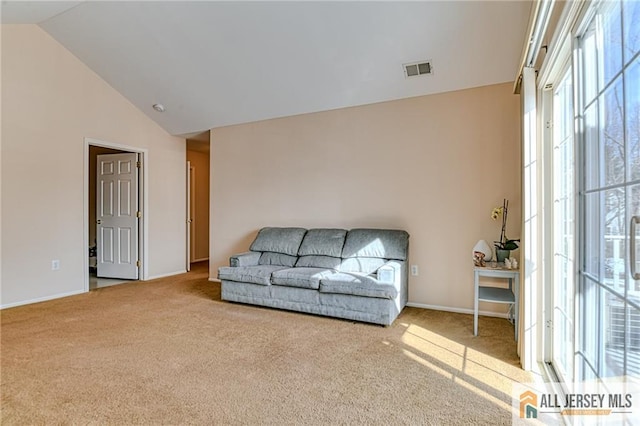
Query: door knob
96,219,101,224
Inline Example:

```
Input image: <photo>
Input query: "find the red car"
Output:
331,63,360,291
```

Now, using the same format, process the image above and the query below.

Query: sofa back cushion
297,228,347,257
341,229,409,260
296,255,342,269
250,227,307,256
258,252,298,267
338,257,387,274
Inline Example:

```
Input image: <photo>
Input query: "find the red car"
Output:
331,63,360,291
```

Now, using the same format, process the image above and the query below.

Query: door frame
186,161,192,271
83,137,149,292
540,57,576,383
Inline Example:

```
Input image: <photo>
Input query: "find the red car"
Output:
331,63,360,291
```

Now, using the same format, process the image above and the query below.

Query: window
544,0,640,384
576,0,639,380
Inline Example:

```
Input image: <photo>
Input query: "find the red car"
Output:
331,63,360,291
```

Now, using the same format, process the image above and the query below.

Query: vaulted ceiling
2,1,532,136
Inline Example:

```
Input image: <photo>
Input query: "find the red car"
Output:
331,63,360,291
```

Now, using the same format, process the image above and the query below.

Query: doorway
186,132,210,270
84,138,149,291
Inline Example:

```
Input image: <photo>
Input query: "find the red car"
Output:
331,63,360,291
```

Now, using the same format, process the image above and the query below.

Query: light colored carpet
1,262,530,425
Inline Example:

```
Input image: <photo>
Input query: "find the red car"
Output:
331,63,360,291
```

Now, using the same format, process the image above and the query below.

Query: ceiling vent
403,60,433,78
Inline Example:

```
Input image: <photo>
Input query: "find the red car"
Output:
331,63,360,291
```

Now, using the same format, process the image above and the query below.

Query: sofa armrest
230,251,261,267
376,261,402,285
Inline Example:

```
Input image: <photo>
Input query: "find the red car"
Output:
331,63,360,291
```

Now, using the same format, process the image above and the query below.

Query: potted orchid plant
491,199,520,262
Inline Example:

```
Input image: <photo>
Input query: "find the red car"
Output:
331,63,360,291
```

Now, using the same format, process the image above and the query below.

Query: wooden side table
473,264,520,341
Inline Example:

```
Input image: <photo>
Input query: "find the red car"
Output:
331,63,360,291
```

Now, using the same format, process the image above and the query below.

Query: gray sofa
218,227,409,325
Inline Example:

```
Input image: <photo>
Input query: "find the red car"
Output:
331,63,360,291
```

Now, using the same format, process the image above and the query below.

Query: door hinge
136,260,141,267
546,319,553,328
546,120,553,129
136,211,142,218
136,161,141,168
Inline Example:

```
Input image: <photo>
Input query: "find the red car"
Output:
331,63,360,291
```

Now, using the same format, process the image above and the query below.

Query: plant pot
496,249,510,263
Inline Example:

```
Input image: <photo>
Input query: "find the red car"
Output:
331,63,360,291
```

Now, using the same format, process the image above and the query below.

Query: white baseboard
405,302,509,319
191,257,209,263
1,289,87,310
208,278,221,283
146,270,186,280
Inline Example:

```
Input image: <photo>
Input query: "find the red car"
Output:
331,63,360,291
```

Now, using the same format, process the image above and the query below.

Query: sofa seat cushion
218,265,287,286
319,272,398,299
271,267,337,290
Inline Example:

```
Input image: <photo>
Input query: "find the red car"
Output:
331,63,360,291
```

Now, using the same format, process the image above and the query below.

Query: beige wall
1,25,186,307
187,149,210,261
210,82,521,313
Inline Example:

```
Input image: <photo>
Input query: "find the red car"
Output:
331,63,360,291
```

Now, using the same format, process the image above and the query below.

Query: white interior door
97,153,139,279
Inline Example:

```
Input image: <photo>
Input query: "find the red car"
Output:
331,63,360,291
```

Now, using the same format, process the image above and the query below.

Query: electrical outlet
51,260,60,271
411,264,419,276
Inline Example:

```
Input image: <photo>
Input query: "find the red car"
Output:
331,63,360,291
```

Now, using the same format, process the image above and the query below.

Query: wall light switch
411,265,419,276
51,260,60,271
